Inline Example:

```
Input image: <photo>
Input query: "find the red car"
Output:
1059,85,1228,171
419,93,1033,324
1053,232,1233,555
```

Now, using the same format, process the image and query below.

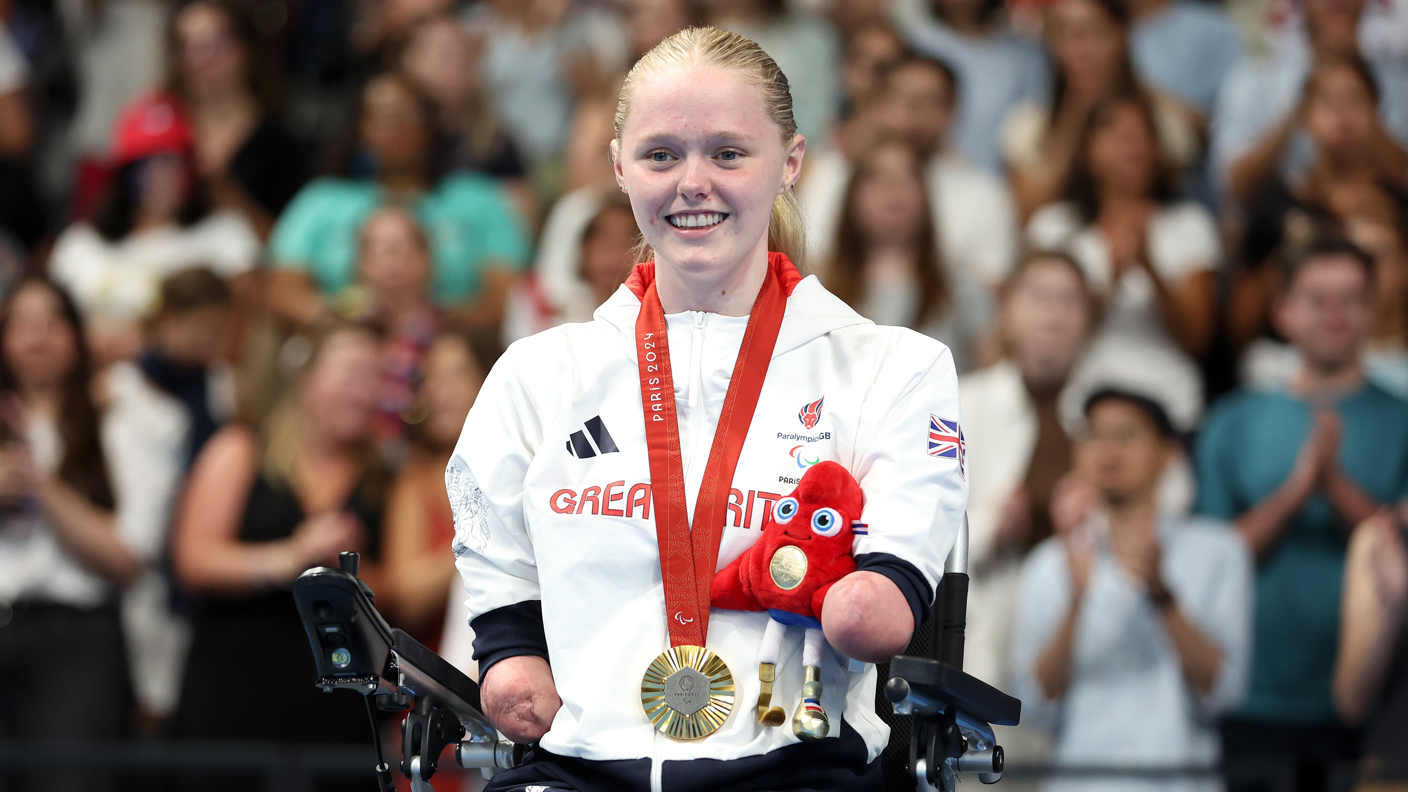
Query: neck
379,161,430,196
1105,492,1157,533
939,6,987,35
1291,356,1365,399
20,383,63,418
1124,0,1167,20
1017,353,1073,391
133,210,175,233
654,247,771,316
192,87,255,115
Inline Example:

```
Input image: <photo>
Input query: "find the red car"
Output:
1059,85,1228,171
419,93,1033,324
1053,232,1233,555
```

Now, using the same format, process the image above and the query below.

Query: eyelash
643,150,745,163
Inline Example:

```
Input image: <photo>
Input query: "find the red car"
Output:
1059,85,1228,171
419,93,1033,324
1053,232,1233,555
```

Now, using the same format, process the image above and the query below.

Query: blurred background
0,0,1405,790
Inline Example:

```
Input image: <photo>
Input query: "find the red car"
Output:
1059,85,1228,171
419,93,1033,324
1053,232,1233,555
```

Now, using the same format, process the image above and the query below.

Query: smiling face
1275,254,1373,372
612,63,804,289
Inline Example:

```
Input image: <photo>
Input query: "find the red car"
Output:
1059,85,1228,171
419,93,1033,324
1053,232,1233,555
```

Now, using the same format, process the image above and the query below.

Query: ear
781,133,806,194
610,139,627,193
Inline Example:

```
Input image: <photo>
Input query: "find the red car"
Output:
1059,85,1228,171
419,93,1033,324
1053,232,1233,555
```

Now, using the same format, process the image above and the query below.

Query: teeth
669,213,724,229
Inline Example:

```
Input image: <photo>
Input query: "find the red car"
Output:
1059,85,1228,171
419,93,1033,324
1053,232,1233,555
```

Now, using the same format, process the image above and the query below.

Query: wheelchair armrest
886,656,1021,728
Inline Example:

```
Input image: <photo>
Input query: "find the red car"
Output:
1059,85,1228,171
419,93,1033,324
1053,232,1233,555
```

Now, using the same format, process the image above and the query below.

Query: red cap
109,92,194,166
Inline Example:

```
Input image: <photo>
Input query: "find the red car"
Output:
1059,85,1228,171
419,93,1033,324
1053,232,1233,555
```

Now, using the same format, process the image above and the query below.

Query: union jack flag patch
928,415,965,477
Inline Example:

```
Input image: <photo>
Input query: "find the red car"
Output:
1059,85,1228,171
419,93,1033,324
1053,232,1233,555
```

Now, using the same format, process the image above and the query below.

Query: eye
774,497,798,524
718,150,741,162
811,507,842,537
648,150,673,163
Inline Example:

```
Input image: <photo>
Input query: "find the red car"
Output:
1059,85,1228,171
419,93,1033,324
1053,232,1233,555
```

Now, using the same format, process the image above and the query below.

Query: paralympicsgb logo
798,397,824,430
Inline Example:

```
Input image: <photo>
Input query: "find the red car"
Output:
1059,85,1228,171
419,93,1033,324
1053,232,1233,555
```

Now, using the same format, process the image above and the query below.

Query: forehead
1086,399,1159,435
1290,255,1371,292
886,64,948,99
621,64,780,144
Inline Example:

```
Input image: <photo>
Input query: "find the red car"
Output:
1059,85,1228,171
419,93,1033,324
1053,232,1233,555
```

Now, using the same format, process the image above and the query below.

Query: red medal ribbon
630,253,802,648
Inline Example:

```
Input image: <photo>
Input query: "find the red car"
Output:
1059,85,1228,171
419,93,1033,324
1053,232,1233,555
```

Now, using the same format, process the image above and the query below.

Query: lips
667,212,727,230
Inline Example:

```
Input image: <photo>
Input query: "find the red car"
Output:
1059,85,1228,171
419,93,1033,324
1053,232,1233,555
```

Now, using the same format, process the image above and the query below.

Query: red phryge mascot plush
711,460,867,741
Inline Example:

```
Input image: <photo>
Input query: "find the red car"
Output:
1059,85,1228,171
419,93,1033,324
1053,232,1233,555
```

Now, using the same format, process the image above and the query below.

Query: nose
676,153,711,202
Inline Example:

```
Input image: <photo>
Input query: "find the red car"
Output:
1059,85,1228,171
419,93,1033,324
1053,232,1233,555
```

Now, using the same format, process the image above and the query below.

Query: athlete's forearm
820,571,914,663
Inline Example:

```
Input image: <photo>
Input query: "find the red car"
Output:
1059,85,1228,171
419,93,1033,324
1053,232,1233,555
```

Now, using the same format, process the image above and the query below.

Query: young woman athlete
449,27,967,792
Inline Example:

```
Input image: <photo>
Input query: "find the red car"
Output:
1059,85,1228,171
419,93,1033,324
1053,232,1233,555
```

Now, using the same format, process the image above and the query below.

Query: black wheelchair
292,519,1020,792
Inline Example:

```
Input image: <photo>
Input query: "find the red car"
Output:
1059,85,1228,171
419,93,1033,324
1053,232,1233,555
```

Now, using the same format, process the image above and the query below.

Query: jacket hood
593,253,873,358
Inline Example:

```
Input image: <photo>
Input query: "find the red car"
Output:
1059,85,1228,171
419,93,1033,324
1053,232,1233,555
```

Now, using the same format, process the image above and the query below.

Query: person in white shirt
0,277,162,792
802,54,1019,291
1011,388,1252,792
959,251,1094,753
49,92,259,366
452,26,966,791
1025,91,1220,432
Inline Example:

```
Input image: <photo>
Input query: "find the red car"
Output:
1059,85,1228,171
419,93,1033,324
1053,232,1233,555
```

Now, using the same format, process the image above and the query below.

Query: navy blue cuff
470,600,550,679
854,552,933,629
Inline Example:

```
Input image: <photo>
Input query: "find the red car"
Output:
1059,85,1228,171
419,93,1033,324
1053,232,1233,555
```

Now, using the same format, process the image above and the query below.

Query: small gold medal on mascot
640,645,735,739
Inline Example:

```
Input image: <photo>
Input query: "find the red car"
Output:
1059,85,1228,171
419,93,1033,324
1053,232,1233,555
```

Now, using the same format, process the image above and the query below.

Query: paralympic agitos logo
789,444,820,469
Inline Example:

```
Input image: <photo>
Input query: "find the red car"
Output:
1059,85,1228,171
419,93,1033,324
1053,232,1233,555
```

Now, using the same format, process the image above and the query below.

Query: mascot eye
775,498,799,524
811,508,843,537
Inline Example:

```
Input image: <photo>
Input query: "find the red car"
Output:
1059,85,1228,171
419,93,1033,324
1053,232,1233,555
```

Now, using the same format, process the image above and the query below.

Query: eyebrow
634,130,755,148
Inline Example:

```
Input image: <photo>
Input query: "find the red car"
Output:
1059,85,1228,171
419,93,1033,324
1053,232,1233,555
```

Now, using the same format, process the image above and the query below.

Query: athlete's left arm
824,334,967,662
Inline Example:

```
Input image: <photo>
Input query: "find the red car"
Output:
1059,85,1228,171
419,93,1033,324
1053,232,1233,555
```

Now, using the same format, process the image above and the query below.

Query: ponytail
768,191,807,272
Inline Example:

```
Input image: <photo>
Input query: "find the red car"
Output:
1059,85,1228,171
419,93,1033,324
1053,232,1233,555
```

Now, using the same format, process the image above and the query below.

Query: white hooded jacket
448,267,967,771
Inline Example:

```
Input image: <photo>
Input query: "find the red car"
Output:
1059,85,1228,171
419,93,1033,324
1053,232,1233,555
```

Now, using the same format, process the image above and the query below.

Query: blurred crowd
0,0,1405,790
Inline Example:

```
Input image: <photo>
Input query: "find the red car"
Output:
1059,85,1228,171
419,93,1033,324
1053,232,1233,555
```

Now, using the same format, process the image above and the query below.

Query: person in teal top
1195,237,1408,787
268,73,529,324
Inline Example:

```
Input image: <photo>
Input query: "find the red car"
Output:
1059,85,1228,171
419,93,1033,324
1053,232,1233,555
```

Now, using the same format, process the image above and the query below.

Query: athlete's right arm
446,346,561,741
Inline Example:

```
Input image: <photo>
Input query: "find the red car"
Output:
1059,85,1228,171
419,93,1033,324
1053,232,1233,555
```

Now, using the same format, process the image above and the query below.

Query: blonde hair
260,322,386,498
614,26,807,268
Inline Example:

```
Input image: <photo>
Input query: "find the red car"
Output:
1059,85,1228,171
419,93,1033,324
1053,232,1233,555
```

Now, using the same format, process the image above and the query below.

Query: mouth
779,529,812,543
666,211,728,231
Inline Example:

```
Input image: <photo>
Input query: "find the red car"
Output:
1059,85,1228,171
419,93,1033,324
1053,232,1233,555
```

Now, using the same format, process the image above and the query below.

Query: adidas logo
566,416,618,458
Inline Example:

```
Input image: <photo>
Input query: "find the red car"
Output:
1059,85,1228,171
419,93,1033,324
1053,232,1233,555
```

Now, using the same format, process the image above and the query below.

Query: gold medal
640,645,735,739
769,545,808,590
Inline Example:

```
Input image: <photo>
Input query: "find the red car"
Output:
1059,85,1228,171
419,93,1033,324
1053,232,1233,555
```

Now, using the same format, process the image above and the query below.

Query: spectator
707,0,842,147
267,73,530,331
833,20,906,157
462,0,581,172
1238,191,1408,399
0,277,145,791
49,92,260,367
169,0,310,236
892,0,1049,174
348,206,441,455
1001,0,1201,221
959,251,1094,757
1026,91,1219,431
382,329,490,649
1123,0,1243,118
1012,388,1252,792
1333,508,1408,787
108,268,234,727
170,322,387,788
821,137,992,371
1349,206,1408,397
61,0,171,219
505,194,636,342
0,18,45,255
1196,238,1408,792
524,92,623,341
400,15,527,181
130,267,237,467
1239,55,1406,234
1230,60,1408,374
625,0,701,63
1214,0,1408,202
803,55,1019,290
